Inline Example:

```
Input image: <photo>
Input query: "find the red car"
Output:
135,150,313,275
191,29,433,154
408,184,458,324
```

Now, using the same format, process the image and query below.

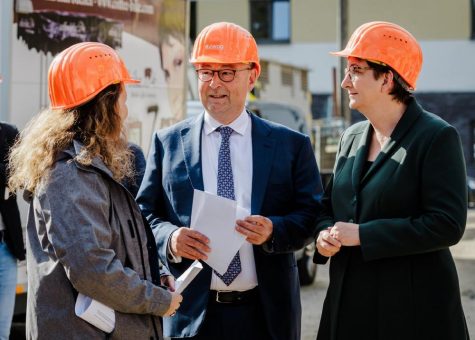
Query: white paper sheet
4,187,10,200
75,293,115,333
190,189,248,275
175,260,203,294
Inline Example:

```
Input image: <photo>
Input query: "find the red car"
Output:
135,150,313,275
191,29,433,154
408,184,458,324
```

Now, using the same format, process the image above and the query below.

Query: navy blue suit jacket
137,112,322,339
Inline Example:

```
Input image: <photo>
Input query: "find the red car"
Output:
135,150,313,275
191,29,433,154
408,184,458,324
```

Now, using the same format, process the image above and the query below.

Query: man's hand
163,292,183,317
160,275,175,292
171,227,210,260
236,215,273,245
329,221,360,246
316,228,341,257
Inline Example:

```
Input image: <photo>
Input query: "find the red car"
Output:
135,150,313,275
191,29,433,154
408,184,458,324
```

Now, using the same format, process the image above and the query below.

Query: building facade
192,0,475,175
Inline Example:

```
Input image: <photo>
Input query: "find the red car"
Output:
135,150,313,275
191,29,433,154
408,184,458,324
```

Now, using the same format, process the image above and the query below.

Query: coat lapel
181,114,204,191
250,114,276,214
351,122,371,193
361,100,423,185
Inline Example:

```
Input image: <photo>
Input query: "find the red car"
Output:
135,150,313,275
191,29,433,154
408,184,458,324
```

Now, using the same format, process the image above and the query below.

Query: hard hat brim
329,50,351,57
190,56,249,65
52,78,140,110
124,78,141,84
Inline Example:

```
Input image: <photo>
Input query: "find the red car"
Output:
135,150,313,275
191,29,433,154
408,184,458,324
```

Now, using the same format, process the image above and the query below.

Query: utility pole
337,0,350,123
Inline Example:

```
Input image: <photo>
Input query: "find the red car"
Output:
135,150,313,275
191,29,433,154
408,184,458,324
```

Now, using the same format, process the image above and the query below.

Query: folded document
175,260,203,294
75,293,115,333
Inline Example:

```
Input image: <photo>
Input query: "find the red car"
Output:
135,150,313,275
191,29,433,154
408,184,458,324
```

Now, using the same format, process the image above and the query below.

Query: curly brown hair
9,83,133,193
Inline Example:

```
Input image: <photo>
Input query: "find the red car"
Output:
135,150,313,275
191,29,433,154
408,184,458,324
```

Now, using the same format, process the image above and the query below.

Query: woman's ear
381,70,394,92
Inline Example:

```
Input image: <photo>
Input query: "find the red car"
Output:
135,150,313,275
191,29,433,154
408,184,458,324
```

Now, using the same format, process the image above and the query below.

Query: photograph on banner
12,0,187,152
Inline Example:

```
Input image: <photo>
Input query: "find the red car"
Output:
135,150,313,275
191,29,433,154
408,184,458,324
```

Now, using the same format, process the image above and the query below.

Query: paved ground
301,210,475,340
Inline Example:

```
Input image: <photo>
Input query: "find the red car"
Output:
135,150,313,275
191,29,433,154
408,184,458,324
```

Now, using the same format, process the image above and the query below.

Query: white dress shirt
167,109,258,291
202,109,257,291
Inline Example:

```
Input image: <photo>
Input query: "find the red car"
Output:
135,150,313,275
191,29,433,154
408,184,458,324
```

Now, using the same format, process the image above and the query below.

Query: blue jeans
0,241,17,340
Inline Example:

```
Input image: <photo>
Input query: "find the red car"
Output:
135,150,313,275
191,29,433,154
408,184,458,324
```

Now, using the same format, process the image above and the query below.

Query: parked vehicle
187,100,318,285
247,100,310,135
468,176,475,208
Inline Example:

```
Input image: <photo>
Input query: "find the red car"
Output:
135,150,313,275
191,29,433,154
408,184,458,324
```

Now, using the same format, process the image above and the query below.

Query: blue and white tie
214,126,241,286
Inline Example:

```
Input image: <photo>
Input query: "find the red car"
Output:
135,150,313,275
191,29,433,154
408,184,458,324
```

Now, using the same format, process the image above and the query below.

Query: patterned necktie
214,126,241,286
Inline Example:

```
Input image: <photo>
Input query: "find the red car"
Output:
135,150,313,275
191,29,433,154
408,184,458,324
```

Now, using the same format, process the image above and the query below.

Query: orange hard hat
331,21,423,90
190,22,260,77
48,42,139,110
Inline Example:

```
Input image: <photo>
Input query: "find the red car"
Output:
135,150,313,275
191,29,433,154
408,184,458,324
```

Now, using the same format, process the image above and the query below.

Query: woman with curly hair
8,42,182,339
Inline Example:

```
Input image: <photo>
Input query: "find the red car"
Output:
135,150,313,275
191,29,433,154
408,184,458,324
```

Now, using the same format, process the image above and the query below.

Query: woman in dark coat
314,21,469,340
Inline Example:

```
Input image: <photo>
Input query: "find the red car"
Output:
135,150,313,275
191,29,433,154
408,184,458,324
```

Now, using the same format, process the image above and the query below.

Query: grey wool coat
25,141,171,340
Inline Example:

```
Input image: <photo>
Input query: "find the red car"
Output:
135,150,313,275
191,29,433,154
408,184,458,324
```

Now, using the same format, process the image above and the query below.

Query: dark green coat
315,99,469,340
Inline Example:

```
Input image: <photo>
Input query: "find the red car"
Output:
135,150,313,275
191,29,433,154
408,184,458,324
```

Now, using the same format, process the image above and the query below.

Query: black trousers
174,295,271,340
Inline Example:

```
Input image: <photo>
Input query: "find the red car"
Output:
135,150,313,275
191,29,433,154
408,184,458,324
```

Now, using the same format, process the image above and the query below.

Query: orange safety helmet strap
190,22,261,77
48,42,139,110
331,21,422,90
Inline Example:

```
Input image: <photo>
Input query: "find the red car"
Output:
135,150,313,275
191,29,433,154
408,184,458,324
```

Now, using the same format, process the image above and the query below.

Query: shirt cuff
167,230,182,263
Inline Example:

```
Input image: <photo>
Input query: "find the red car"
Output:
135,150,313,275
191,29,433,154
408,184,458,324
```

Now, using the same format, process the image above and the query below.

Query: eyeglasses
196,68,251,82
344,65,372,80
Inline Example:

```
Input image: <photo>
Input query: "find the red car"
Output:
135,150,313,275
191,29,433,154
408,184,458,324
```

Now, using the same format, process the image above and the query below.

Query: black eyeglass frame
195,68,252,82
344,65,372,80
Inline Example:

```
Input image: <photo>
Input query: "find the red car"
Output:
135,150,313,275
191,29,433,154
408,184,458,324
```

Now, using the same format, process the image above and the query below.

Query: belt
209,287,258,304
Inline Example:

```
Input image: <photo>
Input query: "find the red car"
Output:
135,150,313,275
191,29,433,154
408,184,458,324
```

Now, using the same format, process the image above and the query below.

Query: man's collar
203,108,250,136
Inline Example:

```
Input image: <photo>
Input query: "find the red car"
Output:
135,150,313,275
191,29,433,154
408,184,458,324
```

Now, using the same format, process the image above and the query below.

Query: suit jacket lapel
250,114,276,214
181,114,204,191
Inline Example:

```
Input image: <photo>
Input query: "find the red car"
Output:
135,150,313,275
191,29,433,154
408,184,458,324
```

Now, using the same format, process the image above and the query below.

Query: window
301,70,308,91
190,1,197,41
259,60,269,85
250,0,290,43
281,66,293,86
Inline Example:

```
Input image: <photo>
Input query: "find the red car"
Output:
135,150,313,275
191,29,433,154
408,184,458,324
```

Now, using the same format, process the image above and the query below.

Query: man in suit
137,22,322,340
0,121,25,340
